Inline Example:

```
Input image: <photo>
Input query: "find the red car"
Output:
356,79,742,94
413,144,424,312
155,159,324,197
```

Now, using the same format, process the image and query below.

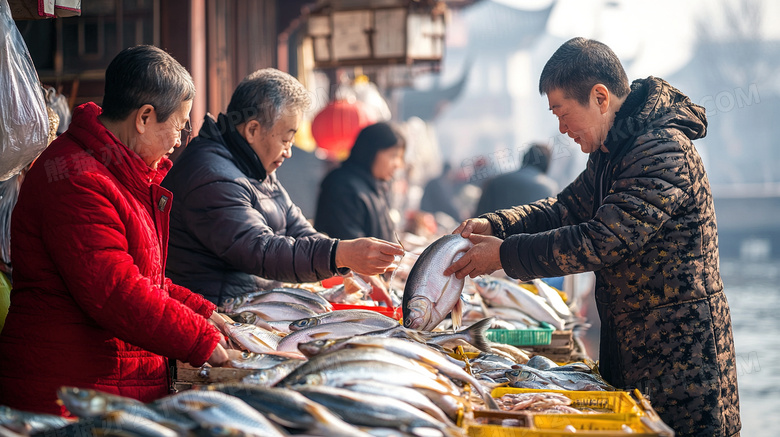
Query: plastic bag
0,173,20,268
0,0,48,181
45,86,71,135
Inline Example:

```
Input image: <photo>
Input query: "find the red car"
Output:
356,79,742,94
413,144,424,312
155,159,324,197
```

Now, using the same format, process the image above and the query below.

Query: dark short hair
539,37,630,106
226,68,311,129
521,143,552,173
101,45,195,122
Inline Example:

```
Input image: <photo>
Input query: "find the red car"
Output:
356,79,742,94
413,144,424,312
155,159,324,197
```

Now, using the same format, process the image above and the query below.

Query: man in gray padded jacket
163,68,403,306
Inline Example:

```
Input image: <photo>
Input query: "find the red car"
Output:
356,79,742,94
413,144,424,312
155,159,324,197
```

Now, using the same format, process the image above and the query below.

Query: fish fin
267,413,298,428
301,402,337,425
250,333,275,349
450,299,463,330
177,400,217,411
460,317,493,353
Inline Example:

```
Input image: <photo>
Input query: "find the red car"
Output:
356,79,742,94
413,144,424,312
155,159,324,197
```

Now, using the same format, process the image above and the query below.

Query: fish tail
462,317,493,353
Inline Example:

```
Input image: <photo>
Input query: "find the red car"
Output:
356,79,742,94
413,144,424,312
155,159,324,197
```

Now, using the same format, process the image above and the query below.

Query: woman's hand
208,311,234,332
207,344,243,367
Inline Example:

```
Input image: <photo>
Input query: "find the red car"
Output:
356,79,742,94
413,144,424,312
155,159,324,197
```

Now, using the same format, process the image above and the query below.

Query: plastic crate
330,303,401,320
465,417,659,437
486,322,555,346
491,387,642,417
466,388,658,436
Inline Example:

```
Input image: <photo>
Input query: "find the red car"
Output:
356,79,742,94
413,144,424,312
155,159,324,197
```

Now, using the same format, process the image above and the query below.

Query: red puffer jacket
0,103,222,415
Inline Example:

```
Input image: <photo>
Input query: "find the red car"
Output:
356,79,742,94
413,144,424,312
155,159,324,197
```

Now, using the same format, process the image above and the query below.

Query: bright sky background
493,0,780,78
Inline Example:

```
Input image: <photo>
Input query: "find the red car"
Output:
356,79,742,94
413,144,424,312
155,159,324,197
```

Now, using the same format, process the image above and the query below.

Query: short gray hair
226,68,311,129
101,45,195,122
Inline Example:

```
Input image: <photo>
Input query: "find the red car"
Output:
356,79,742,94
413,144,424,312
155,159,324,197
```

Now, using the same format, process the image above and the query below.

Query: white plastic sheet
0,0,48,181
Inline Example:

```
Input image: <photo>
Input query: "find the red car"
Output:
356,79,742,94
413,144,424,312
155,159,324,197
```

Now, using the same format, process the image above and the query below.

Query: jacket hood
66,102,171,189
604,76,707,159
194,113,267,182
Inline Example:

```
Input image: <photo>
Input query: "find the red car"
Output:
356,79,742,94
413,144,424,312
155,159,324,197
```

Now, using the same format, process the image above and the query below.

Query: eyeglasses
180,120,192,145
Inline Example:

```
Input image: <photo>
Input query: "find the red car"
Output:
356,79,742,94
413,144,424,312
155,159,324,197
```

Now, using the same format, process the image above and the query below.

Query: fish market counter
171,352,675,437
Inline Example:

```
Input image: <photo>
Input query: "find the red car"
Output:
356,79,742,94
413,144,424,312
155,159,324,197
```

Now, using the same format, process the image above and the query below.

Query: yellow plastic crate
465,417,659,437
491,387,642,417
464,388,671,437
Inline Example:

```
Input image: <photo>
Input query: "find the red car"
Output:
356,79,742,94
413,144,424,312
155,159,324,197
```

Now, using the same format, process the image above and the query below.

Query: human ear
134,104,155,134
592,84,610,113
241,119,263,144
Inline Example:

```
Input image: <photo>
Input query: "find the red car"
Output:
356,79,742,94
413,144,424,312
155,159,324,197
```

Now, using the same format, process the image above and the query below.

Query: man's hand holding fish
443,232,503,279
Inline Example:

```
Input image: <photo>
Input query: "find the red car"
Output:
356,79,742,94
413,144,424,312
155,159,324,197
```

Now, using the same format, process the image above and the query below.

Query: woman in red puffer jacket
0,46,238,415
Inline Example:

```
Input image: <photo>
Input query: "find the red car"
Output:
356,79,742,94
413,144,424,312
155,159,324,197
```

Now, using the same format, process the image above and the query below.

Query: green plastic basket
486,322,554,346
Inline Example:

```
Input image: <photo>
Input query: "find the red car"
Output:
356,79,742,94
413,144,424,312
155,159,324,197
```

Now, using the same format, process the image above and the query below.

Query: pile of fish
3,331,503,437
394,233,578,336
470,276,572,331
0,232,610,436
468,354,614,392
495,391,583,414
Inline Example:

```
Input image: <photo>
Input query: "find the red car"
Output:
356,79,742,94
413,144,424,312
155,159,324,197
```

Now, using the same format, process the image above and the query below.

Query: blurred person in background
475,143,559,215
419,162,464,223
445,37,740,436
163,69,403,308
0,45,237,415
314,121,405,243
314,122,406,306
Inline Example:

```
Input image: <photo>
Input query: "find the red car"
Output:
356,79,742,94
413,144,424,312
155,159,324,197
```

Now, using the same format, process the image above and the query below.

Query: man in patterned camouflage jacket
445,37,740,436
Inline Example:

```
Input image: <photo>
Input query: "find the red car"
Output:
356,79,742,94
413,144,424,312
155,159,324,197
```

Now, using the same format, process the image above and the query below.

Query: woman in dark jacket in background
315,122,405,242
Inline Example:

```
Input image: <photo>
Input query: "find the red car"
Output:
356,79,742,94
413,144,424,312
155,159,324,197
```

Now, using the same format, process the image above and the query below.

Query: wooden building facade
14,0,311,133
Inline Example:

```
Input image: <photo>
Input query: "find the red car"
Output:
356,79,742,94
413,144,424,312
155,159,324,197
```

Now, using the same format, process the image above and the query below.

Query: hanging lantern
311,99,375,160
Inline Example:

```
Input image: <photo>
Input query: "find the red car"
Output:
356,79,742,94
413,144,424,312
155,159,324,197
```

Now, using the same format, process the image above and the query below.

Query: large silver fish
222,287,332,313
223,322,283,354
0,405,73,434
302,335,499,410
289,309,399,332
334,380,453,424
56,387,194,432
296,385,463,437
298,318,493,357
403,234,473,330
197,384,371,437
234,290,332,314
241,359,307,387
27,411,178,437
231,302,318,322
152,390,287,437
507,365,614,391
275,322,387,352
277,348,461,397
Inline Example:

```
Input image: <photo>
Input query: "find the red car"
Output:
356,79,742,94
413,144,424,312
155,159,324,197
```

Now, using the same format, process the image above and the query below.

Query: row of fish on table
0,233,610,436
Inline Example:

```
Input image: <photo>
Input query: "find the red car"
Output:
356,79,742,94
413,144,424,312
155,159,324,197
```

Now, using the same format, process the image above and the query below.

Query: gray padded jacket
163,115,341,305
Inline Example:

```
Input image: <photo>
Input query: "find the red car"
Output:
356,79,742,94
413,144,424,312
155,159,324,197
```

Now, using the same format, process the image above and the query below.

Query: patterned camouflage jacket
483,77,740,437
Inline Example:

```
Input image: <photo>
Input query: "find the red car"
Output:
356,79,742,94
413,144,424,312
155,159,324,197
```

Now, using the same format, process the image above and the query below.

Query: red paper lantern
311,100,374,160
